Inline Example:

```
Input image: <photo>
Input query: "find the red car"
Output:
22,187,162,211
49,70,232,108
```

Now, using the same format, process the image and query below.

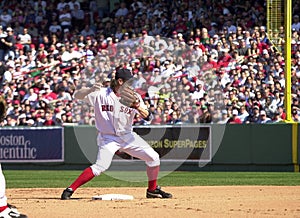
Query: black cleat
146,186,172,199
61,187,74,200
0,207,27,218
7,204,17,210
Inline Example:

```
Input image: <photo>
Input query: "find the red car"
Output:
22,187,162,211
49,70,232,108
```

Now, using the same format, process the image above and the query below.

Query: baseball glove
0,95,7,122
119,85,140,109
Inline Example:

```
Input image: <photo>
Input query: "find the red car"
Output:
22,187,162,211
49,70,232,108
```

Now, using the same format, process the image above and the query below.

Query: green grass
3,171,300,188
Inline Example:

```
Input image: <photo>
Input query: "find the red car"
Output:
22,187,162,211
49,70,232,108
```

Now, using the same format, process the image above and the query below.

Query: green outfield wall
61,124,297,171
2,124,299,172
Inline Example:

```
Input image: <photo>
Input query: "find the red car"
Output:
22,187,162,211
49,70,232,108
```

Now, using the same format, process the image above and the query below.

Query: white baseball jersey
85,88,159,175
86,87,146,136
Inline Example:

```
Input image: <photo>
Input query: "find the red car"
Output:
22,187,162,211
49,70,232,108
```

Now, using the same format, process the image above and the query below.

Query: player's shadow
11,197,86,200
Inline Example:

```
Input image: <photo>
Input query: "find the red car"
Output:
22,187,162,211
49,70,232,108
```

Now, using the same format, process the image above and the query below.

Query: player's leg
0,164,8,213
0,164,27,218
120,133,172,198
61,139,120,200
120,133,160,190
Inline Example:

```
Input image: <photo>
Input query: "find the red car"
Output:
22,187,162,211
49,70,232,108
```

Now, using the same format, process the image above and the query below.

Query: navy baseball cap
115,68,133,81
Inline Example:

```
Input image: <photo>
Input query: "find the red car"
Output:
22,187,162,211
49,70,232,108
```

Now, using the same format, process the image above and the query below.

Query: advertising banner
114,126,211,162
0,127,64,162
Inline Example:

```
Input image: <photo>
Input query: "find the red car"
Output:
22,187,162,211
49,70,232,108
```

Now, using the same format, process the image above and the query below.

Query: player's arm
74,82,102,100
135,96,153,121
74,87,94,100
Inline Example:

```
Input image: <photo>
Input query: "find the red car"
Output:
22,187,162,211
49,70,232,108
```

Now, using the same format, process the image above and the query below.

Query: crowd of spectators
0,0,300,127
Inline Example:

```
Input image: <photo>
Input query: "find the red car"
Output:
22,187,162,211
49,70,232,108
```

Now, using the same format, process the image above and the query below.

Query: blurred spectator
57,0,68,12
80,24,95,38
199,105,212,123
258,110,272,123
49,20,62,34
43,111,55,126
227,109,242,124
218,110,229,124
34,0,47,12
59,6,72,31
57,86,72,101
23,87,37,105
68,0,81,11
0,26,7,61
0,9,12,28
292,109,300,122
115,2,129,18
292,15,300,32
18,28,32,53
43,83,57,101
1,27,15,61
71,4,84,30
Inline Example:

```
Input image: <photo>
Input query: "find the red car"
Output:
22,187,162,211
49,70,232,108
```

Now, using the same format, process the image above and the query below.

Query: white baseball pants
91,132,160,176
0,164,7,207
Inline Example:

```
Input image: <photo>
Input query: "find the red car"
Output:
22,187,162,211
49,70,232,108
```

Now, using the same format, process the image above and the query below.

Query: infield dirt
6,186,300,218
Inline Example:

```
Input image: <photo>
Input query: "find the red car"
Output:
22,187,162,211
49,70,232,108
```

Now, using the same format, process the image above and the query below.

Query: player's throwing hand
90,82,103,92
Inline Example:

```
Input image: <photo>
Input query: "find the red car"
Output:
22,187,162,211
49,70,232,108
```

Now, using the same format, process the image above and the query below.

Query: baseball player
61,68,172,199
0,96,27,218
